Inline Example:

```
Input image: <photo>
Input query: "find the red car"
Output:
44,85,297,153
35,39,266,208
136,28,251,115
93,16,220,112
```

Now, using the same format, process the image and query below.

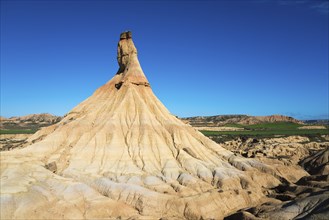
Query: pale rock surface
222,136,329,165
322,135,329,141
1,32,293,219
225,148,329,220
195,126,244,131
226,175,329,220
298,125,327,129
221,136,329,182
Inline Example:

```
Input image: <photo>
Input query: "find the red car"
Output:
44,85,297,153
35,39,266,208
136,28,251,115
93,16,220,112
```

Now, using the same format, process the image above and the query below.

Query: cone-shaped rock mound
1,32,287,219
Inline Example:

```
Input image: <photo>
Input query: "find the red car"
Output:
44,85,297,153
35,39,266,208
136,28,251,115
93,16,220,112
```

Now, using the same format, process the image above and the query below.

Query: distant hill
0,113,62,130
181,114,303,127
0,113,306,132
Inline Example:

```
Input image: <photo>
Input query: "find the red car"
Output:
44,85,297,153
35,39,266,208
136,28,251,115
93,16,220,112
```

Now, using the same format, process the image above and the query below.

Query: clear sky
1,0,328,119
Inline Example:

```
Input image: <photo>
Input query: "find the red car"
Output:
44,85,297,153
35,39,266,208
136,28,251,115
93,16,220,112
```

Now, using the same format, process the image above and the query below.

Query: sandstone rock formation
225,147,329,220
222,136,329,165
0,32,301,219
225,175,329,220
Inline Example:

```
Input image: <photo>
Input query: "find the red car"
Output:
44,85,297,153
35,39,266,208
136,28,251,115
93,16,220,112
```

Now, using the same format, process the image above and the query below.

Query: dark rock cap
120,31,132,40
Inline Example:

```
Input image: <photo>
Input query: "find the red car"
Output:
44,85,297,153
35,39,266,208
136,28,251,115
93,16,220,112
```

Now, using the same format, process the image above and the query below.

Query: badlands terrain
0,114,62,151
181,114,303,126
1,32,329,219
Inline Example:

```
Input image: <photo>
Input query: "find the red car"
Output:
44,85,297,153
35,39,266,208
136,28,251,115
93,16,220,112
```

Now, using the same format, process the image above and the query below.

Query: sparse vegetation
0,113,61,135
0,129,37,134
200,122,329,143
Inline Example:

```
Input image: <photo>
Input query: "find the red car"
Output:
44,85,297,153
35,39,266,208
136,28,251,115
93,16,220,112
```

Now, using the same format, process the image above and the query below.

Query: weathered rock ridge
182,114,303,126
224,144,329,220
0,32,299,219
0,113,62,130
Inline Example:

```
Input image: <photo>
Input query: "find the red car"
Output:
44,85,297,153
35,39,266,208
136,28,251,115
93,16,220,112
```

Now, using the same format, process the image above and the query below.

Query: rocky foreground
0,134,32,151
216,135,329,219
1,131,328,219
1,133,328,219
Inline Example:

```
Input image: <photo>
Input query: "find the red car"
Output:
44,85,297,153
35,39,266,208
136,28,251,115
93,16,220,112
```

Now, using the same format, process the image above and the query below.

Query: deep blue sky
1,0,328,119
